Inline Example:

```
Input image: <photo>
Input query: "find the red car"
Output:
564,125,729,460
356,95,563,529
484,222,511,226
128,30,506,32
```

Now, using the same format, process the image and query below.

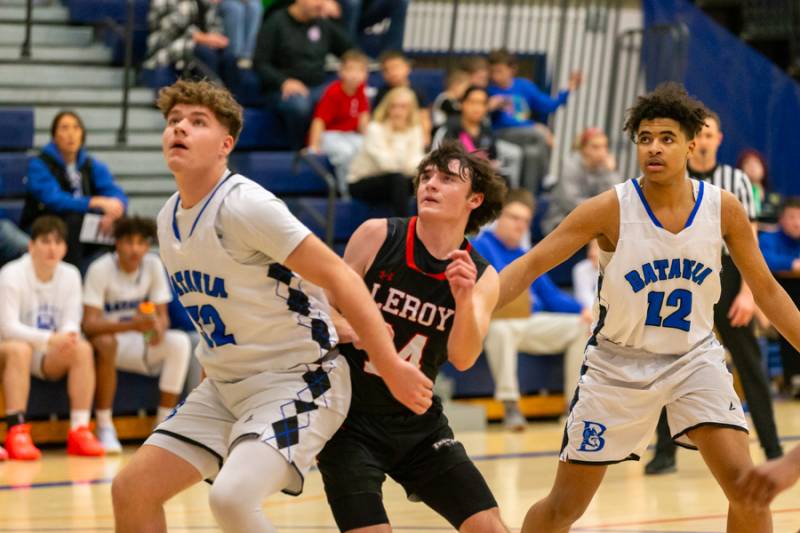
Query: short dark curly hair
413,141,507,235
623,82,708,142
113,215,157,243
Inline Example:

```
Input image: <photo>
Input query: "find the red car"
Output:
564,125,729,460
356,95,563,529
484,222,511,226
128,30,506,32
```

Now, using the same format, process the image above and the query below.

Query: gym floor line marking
580,506,800,528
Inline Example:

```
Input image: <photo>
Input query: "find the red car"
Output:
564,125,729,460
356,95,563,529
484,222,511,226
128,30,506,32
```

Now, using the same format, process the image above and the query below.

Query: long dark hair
50,110,86,146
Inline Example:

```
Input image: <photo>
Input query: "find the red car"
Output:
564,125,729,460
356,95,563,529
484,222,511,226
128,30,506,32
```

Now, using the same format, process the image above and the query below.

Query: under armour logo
379,270,395,281
578,421,607,452
729,402,736,411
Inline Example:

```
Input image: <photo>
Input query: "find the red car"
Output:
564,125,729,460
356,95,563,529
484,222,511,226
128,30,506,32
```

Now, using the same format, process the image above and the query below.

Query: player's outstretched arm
497,190,617,309
446,256,499,371
723,191,800,352
285,231,434,415
739,445,800,506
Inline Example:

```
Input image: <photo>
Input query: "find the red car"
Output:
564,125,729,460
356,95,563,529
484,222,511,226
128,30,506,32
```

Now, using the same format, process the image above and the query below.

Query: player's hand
149,321,167,346
568,70,583,91
48,331,78,357
446,250,477,304
381,359,433,415
130,314,158,333
580,307,593,325
728,289,755,327
738,456,800,506
353,323,393,351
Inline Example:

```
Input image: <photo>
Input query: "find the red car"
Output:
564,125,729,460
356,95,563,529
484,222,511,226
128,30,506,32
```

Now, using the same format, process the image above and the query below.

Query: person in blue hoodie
759,197,800,395
23,111,128,271
472,188,591,430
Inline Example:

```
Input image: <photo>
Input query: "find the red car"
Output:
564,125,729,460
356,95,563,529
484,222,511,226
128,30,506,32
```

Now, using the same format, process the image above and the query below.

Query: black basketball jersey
341,217,490,415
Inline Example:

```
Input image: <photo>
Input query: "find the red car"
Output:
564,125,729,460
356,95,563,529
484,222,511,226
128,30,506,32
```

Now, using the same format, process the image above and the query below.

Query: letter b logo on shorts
578,421,607,452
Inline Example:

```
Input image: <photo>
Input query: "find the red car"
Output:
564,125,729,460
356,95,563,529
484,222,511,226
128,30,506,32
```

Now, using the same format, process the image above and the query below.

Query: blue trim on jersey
631,178,704,230
684,180,705,228
171,172,233,242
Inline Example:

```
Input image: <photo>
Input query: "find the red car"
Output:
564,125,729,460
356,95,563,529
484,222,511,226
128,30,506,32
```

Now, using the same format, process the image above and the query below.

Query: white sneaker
96,425,122,454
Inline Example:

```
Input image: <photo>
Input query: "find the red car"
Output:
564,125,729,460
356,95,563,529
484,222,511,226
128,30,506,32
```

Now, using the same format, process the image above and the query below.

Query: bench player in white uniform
82,215,191,453
0,216,104,460
111,80,433,533
497,83,800,533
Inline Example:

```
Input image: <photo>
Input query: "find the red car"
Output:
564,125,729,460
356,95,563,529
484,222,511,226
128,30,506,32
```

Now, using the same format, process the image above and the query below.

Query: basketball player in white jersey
0,215,104,460
111,80,433,533
496,82,800,533
83,215,191,453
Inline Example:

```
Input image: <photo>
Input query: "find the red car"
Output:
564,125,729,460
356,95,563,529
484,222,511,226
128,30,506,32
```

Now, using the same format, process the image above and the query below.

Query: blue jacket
487,78,568,129
26,142,128,214
759,229,800,272
472,230,582,314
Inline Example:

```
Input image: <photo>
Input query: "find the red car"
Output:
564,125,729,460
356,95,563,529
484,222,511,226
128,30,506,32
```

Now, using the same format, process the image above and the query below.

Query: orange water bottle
139,301,157,342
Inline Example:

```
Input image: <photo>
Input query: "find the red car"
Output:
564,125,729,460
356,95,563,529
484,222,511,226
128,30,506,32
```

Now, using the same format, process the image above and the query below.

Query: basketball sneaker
66,426,105,457
96,425,122,454
5,424,41,461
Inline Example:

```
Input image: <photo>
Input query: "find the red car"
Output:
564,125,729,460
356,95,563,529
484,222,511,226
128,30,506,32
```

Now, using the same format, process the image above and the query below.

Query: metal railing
117,0,136,145
20,0,33,59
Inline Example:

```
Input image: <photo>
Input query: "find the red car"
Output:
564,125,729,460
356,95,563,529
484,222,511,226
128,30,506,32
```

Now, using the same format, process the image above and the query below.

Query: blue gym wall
643,0,800,196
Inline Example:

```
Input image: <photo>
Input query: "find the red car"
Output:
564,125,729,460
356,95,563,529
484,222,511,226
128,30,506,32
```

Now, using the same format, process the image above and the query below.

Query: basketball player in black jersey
318,142,509,532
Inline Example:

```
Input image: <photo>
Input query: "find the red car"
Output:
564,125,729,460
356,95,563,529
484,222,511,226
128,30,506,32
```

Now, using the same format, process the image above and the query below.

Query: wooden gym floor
2,401,800,532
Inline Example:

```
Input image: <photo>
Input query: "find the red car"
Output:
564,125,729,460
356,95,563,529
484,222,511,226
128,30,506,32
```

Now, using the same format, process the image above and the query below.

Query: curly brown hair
113,215,157,243
156,79,244,142
413,141,507,235
623,82,708,142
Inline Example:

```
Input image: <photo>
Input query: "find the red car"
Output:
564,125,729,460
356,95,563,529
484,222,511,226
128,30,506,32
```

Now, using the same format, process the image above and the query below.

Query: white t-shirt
0,254,82,351
83,252,172,322
572,258,598,311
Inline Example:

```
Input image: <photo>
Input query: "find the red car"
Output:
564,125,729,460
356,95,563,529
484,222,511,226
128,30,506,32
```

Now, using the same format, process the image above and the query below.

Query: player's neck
640,173,692,207
415,216,465,260
32,262,56,283
174,162,228,208
688,157,716,174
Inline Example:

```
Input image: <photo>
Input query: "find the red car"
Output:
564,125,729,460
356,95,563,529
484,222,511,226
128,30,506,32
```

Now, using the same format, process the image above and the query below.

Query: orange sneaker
0,444,7,461
66,426,105,457
5,424,41,461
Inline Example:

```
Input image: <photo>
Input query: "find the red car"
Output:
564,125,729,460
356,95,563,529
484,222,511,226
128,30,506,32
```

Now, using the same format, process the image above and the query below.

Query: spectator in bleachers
0,219,29,268
738,149,769,216
347,87,424,216
307,49,370,196
759,197,800,396
571,238,599,311
542,127,622,235
0,216,104,460
338,0,410,56
254,0,353,149
219,0,264,69
461,55,490,89
373,50,432,143
472,189,591,430
23,111,127,272
487,48,582,193
431,69,470,130
145,0,238,87
82,216,191,454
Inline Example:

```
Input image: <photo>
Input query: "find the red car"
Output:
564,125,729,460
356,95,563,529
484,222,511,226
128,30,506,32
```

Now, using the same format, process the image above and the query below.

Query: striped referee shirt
688,163,756,220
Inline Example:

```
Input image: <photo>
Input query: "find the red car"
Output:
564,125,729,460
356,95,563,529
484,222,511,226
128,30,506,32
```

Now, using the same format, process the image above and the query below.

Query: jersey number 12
185,304,236,348
645,289,692,332
364,333,429,377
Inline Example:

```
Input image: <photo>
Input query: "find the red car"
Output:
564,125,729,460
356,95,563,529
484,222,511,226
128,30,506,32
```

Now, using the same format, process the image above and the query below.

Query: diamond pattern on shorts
303,367,331,399
271,416,300,449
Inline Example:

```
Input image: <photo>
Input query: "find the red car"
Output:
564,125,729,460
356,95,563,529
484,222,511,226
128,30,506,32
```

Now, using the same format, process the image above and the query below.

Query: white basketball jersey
595,178,722,354
83,253,172,322
157,174,338,381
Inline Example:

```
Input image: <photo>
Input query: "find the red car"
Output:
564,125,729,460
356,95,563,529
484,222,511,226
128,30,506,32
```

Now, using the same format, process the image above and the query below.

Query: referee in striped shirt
645,110,783,475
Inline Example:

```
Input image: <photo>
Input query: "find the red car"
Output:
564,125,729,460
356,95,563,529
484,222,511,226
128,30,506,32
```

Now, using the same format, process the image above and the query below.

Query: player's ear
687,138,696,159
220,134,234,157
468,192,484,209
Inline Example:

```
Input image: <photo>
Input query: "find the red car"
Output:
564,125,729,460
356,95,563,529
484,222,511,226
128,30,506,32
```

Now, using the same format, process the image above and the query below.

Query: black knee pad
413,461,498,529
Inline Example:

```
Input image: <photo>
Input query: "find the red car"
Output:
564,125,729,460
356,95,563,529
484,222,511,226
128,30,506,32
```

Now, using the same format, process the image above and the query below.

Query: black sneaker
644,454,676,475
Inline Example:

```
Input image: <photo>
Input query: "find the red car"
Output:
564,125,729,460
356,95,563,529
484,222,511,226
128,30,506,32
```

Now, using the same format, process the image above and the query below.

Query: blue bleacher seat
0,153,28,197
440,352,564,398
0,200,24,224
236,108,291,150
0,109,33,150
139,66,179,91
229,151,331,194
284,198,392,242
65,0,149,25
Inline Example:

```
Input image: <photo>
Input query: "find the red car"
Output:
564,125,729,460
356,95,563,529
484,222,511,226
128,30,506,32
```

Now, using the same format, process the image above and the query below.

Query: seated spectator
23,111,127,272
0,216,104,460
373,50,432,143
145,0,237,87
338,0,410,56
738,148,781,223
431,69,470,129
431,85,522,187
308,49,370,195
758,197,800,396
572,239,599,311
472,189,591,430
254,0,352,149
347,87,425,216
0,219,29,268
542,127,622,234
460,55,490,88
219,0,263,69
487,48,582,193
82,216,191,454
